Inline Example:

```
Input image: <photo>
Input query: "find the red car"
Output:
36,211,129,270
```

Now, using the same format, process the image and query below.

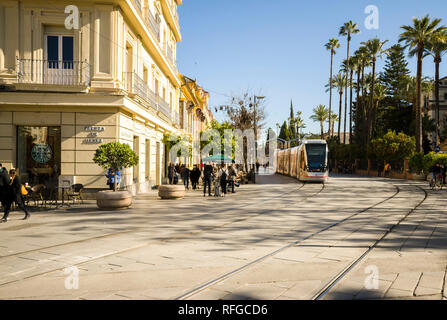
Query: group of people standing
168,162,238,197
0,164,30,223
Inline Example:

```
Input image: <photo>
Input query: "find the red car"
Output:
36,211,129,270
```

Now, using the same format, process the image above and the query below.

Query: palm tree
400,15,447,152
349,55,360,144
362,38,388,146
355,46,371,149
340,21,360,144
426,31,447,145
310,105,329,139
330,113,339,137
340,59,349,144
328,74,347,141
325,38,341,137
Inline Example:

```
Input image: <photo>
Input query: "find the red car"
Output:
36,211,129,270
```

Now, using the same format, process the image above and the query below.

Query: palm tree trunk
368,59,376,145
416,47,423,153
343,34,351,145
349,69,354,144
361,60,367,149
328,50,334,137
320,120,324,140
338,90,343,142
435,57,441,146
355,67,361,145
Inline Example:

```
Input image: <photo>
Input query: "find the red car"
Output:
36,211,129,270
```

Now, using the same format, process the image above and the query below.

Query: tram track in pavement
0,179,327,288
175,180,416,300
0,178,309,260
312,184,428,300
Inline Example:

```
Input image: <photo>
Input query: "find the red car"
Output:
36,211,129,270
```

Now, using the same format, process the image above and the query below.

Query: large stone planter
158,185,185,200
96,190,133,210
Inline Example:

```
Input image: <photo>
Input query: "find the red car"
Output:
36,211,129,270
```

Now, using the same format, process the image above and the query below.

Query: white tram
276,140,329,183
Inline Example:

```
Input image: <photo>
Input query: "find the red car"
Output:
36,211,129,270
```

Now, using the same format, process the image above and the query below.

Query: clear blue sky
177,0,447,135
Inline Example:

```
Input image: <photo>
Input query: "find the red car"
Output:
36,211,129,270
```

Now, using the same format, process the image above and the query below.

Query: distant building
423,76,447,150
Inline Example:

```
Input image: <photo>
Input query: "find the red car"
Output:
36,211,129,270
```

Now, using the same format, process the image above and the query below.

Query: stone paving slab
0,175,445,300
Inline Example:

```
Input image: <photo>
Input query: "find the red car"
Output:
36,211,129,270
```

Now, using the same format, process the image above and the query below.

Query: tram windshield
305,144,326,171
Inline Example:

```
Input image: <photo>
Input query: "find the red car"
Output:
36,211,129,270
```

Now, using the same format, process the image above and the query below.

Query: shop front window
17,126,61,187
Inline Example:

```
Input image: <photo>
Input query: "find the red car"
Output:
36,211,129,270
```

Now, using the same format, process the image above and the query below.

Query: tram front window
305,144,326,172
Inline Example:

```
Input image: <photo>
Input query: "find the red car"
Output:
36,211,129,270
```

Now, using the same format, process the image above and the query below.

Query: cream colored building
178,75,213,166
0,0,183,195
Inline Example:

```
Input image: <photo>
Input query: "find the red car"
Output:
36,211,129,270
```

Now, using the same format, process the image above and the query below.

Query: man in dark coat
0,164,10,215
190,165,201,190
203,163,213,197
168,163,175,185
181,165,190,190
1,169,30,222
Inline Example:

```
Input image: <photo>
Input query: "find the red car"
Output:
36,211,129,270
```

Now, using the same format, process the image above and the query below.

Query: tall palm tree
348,55,360,144
329,74,347,141
400,15,447,152
426,31,447,145
340,21,360,144
310,105,329,139
325,38,341,137
362,38,388,146
356,46,371,149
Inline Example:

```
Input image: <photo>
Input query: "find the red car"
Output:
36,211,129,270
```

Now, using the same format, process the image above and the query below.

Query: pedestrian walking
384,163,391,178
203,163,213,197
0,164,11,217
191,165,201,190
220,165,228,197
181,165,190,190
1,169,30,222
227,165,236,193
168,163,175,185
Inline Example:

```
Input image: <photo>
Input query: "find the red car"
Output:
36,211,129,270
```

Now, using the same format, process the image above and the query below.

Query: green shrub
93,142,139,191
409,152,447,173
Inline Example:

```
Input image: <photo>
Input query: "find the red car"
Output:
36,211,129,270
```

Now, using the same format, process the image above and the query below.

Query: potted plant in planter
93,142,139,210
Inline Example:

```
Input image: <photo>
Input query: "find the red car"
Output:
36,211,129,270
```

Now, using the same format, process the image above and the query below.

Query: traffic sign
435,146,441,153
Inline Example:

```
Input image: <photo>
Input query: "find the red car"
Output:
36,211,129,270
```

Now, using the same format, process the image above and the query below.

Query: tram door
299,149,306,179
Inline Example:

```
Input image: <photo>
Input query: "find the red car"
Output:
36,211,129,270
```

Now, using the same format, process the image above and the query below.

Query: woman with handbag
1,169,30,223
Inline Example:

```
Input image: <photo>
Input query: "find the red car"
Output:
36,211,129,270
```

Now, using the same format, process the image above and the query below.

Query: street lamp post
253,95,265,184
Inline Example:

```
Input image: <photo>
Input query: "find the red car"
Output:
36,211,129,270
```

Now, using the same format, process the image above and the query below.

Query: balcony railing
173,112,180,126
16,59,90,86
166,46,175,67
123,72,172,120
143,6,161,42
158,98,171,119
133,0,142,11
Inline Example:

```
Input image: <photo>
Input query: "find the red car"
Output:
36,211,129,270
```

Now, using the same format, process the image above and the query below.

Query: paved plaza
0,174,446,300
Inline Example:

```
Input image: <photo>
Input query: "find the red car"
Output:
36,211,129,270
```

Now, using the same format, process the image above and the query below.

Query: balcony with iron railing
123,71,172,120
16,59,90,87
142,6,161,42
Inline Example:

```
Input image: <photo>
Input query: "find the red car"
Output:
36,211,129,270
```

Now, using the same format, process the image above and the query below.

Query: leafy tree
199,120,239,159
93,142,139,191
279,121,290,141
370,131,416,163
